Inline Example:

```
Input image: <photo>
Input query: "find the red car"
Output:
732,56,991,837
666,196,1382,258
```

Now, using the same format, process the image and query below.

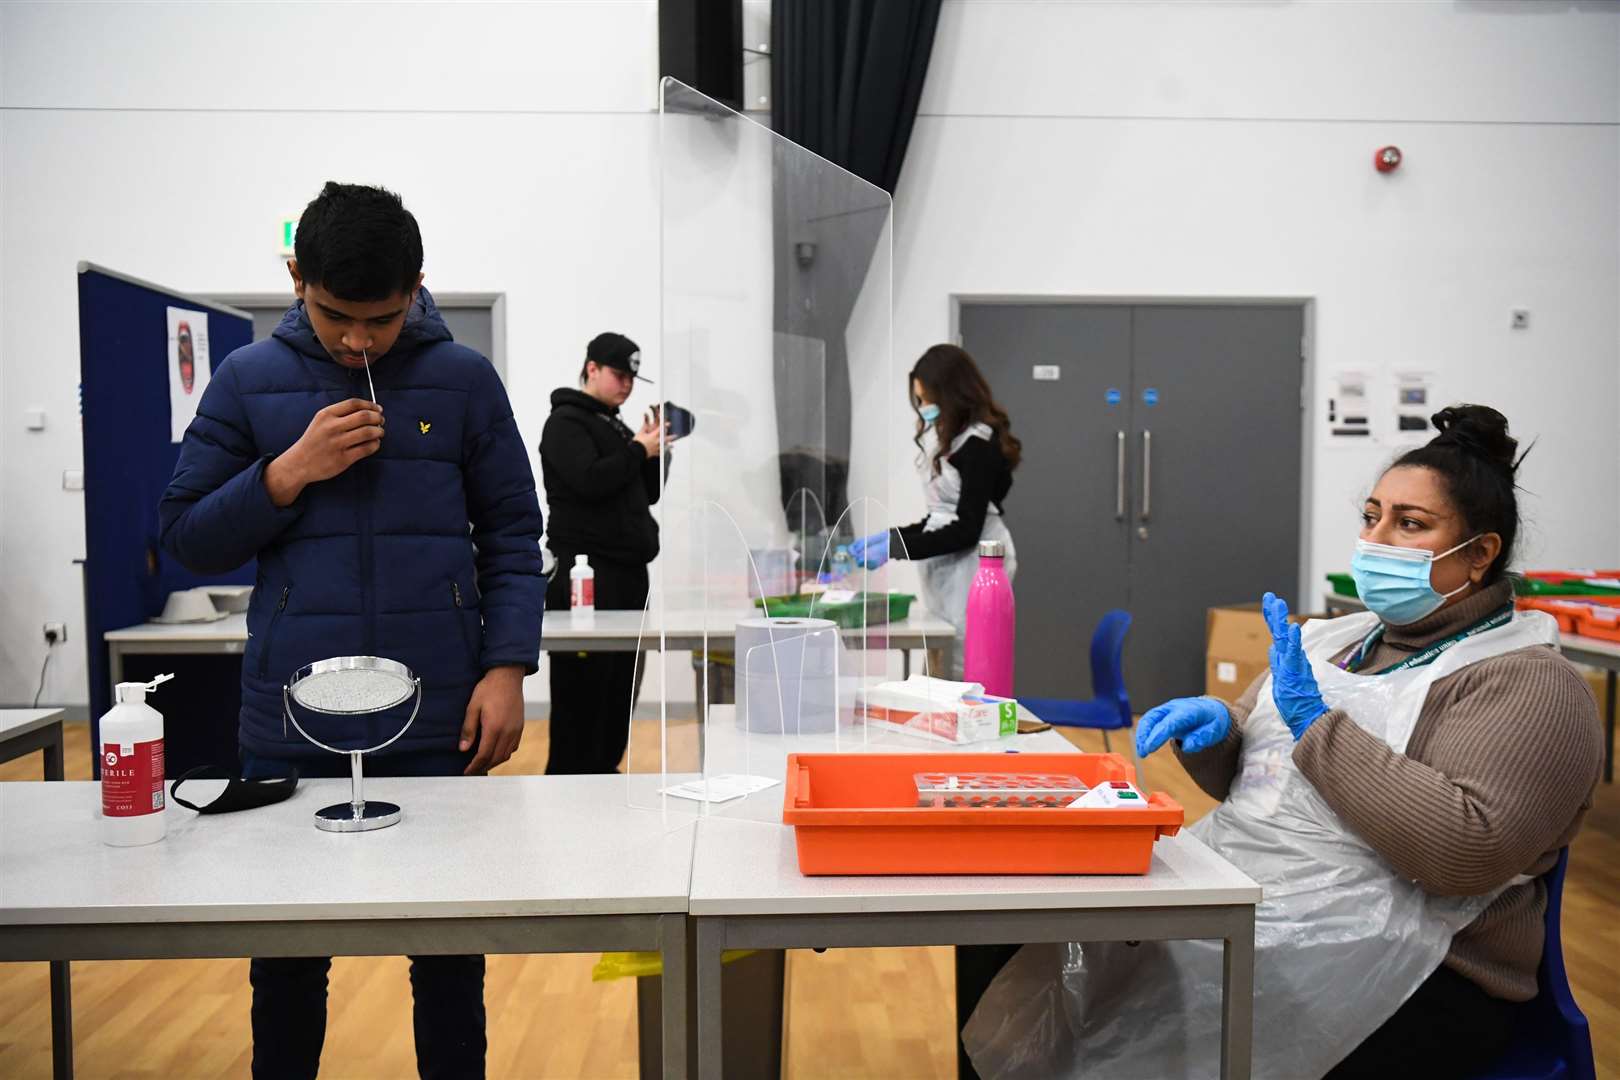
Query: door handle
1140,430,1152,523
1115,431,1126,520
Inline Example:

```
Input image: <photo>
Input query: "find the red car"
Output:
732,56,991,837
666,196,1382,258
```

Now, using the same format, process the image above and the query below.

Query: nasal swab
362,347,377,404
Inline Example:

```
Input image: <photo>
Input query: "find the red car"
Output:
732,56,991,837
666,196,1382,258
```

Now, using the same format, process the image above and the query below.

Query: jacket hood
272,286,452,364
550,387,618,415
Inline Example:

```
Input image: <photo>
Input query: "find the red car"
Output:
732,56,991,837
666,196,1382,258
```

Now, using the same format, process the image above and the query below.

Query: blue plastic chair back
1473,847,1595,1080
1089,609,1133,723
1017,610,1133,731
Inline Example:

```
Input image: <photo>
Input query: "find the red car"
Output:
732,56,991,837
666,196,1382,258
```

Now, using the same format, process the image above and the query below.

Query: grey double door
961,303,1305,709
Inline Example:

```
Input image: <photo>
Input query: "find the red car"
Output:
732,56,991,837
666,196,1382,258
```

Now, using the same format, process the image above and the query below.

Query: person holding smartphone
539,332,678,772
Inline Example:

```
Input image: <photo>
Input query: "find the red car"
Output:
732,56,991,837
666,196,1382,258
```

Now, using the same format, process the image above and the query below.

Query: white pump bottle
99,673,174,847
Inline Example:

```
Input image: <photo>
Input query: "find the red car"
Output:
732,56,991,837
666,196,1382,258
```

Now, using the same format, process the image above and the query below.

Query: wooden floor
1,716,1615,1079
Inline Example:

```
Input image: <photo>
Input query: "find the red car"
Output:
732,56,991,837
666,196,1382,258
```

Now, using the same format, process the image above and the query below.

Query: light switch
24,408,46,431
62,470,84,491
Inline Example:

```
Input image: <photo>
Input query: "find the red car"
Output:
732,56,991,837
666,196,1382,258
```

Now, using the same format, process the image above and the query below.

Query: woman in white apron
850,344,1021,679
964,405,1603,1079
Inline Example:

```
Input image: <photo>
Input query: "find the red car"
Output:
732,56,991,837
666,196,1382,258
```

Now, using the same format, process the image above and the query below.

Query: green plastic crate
1326,572,1358,599
753,591,916,630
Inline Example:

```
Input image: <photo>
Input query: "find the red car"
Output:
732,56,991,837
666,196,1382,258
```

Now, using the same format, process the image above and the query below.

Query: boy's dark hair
294,182,423,302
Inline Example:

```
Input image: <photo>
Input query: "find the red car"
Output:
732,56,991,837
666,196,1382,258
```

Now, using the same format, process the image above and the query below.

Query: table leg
1604,671,1615,785
658,914,689,1080
51,959,73,1080
901,649,911,680
696,918,724,1080
1221,905,1256,1080
44,722,65,782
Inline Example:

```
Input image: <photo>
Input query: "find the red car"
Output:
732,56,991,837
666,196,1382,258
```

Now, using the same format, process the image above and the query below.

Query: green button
1118,791,1139,800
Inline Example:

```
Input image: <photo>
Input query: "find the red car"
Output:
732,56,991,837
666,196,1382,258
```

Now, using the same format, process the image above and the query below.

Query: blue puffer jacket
160,289,545,758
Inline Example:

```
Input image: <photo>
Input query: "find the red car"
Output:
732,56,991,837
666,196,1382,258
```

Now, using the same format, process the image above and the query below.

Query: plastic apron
913,424,1016,677
963,607,1559,1080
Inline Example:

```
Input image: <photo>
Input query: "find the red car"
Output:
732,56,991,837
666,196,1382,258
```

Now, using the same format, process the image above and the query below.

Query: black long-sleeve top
890,432,1011,561
540,388,667,564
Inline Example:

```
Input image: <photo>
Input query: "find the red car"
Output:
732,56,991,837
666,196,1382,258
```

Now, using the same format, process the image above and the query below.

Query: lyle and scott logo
418,420,432,435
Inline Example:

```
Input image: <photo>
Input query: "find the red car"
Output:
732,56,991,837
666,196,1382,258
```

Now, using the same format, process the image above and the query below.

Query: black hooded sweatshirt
539,388,667,565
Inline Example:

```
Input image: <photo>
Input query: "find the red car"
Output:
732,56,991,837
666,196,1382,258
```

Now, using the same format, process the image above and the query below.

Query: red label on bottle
102,739,164,817
571,578,595,609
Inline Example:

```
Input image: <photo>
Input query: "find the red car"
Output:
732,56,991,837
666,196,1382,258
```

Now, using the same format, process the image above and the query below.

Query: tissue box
856,681,1018,744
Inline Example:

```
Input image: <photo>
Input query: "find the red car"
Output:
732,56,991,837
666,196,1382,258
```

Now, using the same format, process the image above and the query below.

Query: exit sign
279,217,297,258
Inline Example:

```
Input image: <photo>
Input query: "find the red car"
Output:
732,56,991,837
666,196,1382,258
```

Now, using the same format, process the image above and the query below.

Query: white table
105,608,956,695
0,708,66,782
0,709,70,1080
683,709,1261,1079
538,609,956,666
1324,590,1620,782
0,775,695,1080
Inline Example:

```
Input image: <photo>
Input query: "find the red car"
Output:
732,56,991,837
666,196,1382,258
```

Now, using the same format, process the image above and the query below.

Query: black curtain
771,0,943,194
768,1,943,540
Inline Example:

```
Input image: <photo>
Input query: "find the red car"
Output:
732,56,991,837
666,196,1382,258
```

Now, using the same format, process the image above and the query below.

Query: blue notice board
78,264,256,768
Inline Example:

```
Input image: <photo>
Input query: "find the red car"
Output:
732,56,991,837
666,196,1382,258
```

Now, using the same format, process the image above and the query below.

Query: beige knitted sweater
1175,581,1602,1001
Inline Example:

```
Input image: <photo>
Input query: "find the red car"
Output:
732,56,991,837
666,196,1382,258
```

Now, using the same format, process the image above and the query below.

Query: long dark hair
1390,404,1529,586
910,344,1022,475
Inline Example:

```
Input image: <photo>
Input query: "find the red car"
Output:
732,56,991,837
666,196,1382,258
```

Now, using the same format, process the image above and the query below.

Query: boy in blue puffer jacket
160,182,543,1079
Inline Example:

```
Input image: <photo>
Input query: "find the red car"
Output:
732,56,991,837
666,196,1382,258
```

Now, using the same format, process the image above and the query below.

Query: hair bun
1429,404,1519,474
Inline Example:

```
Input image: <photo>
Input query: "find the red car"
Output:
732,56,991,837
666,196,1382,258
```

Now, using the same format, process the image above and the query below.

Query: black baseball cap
586,332,650,383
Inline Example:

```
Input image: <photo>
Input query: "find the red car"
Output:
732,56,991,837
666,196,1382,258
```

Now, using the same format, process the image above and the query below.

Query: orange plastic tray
781,753,1183,876
1518,596,1620,636
1573,604,1620,642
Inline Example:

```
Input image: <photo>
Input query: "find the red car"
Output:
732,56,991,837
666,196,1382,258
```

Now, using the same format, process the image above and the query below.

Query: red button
1110,781,1129,789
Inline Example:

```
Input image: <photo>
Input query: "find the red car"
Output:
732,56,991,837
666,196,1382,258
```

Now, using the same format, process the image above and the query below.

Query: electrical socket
43,622,66,645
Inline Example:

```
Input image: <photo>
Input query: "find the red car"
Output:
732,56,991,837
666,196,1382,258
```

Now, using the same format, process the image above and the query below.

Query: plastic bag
963,610,1556,1079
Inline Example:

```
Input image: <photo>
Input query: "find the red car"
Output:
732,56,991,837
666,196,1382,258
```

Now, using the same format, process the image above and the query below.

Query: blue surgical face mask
1350,535,1481,626
918,403,940,424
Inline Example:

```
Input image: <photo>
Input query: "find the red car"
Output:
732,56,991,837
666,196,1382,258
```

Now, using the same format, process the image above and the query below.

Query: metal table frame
694,904,1257,1080
0,911,690,1080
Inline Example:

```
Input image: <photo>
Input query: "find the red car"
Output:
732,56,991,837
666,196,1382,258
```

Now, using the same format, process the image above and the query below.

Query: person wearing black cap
539,332,674,773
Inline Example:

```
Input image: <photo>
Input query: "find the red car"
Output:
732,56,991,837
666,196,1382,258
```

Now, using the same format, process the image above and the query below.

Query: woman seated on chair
963,406,1603,1080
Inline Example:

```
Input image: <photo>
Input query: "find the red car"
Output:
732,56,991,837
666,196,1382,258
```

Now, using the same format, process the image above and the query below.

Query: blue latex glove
849,532,890,570
1262,592,1329,740
1135,696,1232,756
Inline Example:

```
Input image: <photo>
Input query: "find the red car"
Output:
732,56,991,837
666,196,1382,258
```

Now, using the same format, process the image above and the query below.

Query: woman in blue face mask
967,405,1603,1080
850,344,1020,678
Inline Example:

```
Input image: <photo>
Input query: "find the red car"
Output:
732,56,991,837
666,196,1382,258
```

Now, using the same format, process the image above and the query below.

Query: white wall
5,0,1618,710
0,1,666,708
883,0,1620,600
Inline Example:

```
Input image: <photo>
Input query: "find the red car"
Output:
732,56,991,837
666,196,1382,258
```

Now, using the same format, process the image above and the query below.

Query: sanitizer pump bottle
570,555,597,625
100,673,174,847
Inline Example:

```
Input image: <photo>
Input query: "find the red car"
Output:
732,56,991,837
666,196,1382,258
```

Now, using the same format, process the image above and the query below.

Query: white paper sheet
658,774,780,804
167,307,212,442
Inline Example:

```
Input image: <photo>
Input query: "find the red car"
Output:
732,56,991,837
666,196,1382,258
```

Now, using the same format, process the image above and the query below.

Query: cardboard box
1205,605,1329,703
1205,605,1271,704
856,688,1018,745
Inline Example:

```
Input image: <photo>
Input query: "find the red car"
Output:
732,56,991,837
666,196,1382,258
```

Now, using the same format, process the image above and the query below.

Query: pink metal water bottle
963,539,1016,696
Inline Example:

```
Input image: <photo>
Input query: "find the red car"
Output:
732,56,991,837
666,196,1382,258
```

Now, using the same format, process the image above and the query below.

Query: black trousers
1326,963,1520,1078
240,748,486,1080
545,550,650,774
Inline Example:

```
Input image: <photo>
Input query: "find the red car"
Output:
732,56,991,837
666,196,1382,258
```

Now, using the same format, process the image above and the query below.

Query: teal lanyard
1342,605,1515,675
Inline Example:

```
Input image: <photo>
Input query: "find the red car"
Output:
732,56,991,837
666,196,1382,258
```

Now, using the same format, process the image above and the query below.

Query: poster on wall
1325,370,1373,443
167,306,211,442
1389,370,1439,447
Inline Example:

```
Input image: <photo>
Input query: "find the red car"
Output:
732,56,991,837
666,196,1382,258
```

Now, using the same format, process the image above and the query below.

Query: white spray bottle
99,673,174,847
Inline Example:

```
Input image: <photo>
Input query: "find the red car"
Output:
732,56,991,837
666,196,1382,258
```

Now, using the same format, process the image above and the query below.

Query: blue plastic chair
1473,847,1596,1080
1017,610,1133,751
